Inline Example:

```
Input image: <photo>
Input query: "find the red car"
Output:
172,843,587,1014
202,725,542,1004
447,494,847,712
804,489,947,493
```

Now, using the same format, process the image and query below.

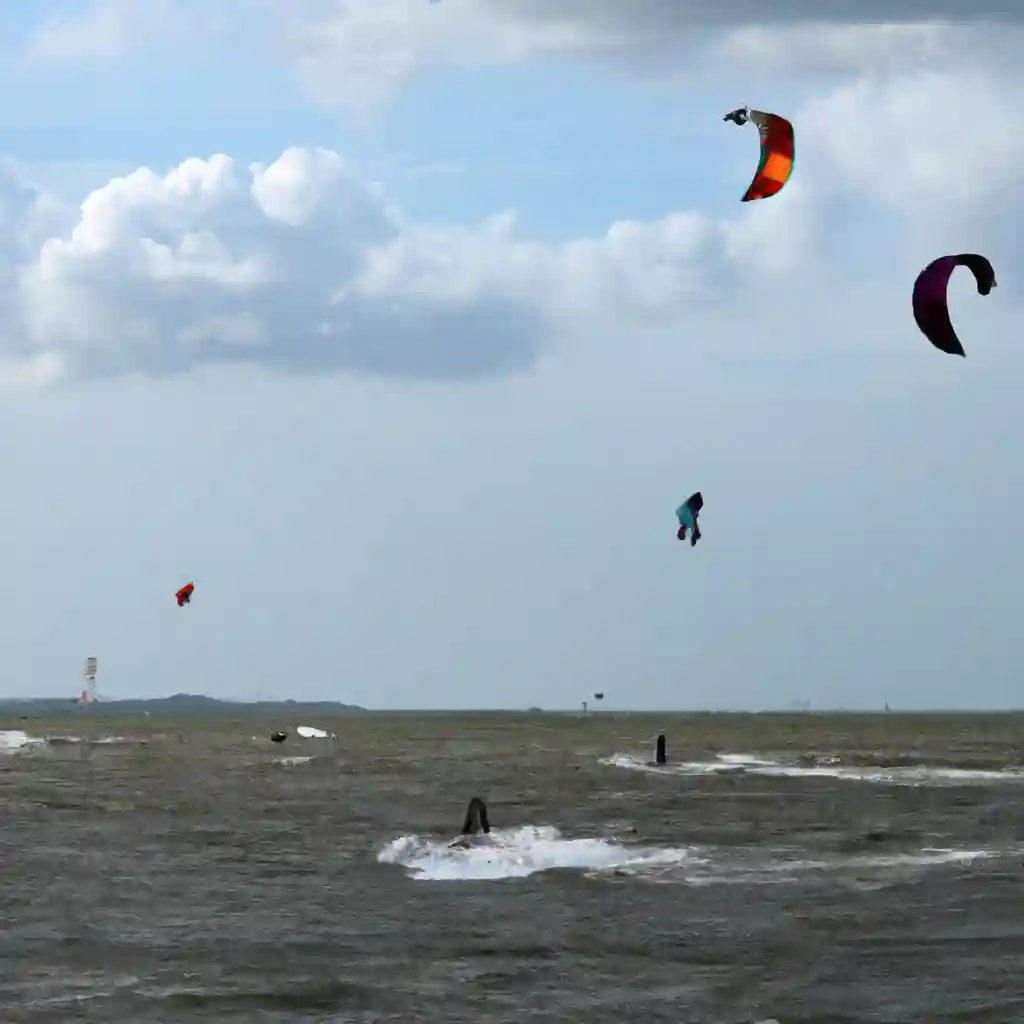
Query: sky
0,0,1022,710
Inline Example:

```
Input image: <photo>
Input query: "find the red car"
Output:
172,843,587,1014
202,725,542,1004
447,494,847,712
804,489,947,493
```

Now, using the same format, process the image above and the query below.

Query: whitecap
679,846,994,889
602,752,1024,786
296,725,335,739
378,825,703,882
0,729,45,754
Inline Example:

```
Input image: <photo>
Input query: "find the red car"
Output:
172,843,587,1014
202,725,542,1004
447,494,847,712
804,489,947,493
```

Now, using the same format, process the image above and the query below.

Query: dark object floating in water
449,796,492,849
270,731,287,743
654,733,667,765
461,796,490,836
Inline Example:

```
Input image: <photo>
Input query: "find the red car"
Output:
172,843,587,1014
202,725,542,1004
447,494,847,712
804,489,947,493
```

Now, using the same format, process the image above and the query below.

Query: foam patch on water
681,846,993,888
377,823,995,888
0,729,45,753
620,842,1001,888
47,735,135,745
378,825,702,882
602,751,1024,786
0,730,140,755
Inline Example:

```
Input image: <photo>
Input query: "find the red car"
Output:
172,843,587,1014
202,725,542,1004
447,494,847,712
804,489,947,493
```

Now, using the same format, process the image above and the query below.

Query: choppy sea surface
3,710,1024,1023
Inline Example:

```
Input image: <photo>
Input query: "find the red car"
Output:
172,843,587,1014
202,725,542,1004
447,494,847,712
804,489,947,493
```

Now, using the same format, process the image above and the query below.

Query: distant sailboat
77,657,99,705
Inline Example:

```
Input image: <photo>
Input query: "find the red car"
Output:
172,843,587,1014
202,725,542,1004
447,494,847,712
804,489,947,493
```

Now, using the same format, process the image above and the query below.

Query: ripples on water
2,711,1024,1022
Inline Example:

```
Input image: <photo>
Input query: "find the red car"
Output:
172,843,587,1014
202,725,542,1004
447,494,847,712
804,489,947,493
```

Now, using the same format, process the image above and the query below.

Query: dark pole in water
655,734,666,765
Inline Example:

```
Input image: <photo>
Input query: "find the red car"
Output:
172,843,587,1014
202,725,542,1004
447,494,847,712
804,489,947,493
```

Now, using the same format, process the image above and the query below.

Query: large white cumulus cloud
0,147,773,384
8,143,762,383
12,147,551,382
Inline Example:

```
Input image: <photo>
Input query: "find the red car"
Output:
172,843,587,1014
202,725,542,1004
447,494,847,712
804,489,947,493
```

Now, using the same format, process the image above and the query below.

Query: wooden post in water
655,733,666,765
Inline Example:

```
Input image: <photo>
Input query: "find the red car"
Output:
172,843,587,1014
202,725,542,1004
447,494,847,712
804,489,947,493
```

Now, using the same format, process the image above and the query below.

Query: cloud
282,0,1024,112
0,140,824,386
10,146,544,382
801,71,1024,204
485,0,1021,27
6,144,747,384
0,53,1018,390
24,0,184,65
712,23,960,76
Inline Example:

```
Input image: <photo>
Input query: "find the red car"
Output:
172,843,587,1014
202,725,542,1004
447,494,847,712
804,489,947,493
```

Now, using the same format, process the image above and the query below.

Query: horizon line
3,696,1024,715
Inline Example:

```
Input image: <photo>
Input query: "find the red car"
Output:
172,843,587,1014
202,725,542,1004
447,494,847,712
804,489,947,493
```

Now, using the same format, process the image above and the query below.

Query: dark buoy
270,731,287,743
655,734,666,765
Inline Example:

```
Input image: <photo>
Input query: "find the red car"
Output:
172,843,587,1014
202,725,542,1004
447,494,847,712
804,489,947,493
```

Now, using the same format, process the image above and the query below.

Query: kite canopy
724,106,795,202
912,253,996,357
175,582,195,607
676,492,703,528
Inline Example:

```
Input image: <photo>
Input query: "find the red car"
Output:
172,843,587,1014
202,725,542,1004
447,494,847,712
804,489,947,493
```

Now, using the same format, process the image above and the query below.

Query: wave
0,729,139,755
377,820,1005,890
0,729,45,753
602,751,1024,786
676,846,993,889
377,824,703,882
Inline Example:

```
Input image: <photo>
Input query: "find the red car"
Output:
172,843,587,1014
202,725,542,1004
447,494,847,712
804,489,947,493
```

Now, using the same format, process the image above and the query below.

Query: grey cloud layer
494,0,1021,27
286,0,1022,115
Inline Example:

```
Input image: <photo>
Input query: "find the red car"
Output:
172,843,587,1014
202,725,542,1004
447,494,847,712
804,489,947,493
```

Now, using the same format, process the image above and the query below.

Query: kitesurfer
677,520,702,545
461,796,490,836
449,796,491,849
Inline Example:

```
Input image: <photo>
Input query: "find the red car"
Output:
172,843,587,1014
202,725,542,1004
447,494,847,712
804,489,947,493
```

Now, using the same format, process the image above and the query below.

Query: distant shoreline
2,698,1023,716
0,694,365,713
